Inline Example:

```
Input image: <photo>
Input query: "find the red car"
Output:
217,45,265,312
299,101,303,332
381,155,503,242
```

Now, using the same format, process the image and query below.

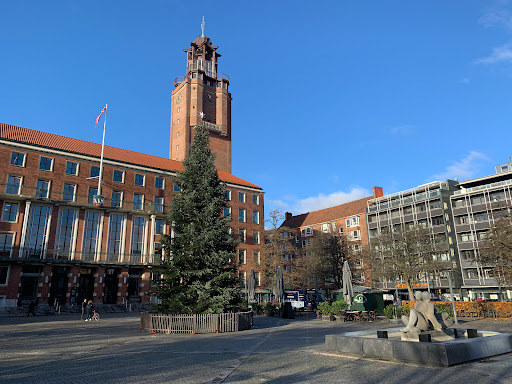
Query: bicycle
86,310,100,321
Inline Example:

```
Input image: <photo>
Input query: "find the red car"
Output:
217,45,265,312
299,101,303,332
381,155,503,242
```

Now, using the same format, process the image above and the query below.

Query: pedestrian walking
81,299,87,320
85,300,93,321
27,301,35,317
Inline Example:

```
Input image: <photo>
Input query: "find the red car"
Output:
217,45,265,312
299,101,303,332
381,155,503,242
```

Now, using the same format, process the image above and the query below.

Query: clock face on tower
205,93,214,104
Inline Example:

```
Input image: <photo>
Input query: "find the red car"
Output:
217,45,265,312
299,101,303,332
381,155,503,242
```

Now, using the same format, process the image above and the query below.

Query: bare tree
308,231,348,289
263,210,300,290
478,210,512,295
364,224,441,300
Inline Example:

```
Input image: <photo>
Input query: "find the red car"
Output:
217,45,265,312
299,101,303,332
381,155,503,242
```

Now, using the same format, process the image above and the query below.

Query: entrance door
49,267,68,305
19,266,41,304
77,268,94,303
103,268,118,304
127,268,141,303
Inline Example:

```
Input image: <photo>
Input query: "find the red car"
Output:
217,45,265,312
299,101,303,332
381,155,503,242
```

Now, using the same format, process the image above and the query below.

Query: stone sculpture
401,291,453,333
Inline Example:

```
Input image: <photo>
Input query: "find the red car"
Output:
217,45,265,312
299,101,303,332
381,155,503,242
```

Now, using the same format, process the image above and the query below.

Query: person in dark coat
85,300,93,321
27,301,35,317
81,299,87,320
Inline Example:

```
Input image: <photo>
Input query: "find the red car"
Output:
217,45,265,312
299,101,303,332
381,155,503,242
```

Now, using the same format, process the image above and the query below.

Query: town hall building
0,33,265,311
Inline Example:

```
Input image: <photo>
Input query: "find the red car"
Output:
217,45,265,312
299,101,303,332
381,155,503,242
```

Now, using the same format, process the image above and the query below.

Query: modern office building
450,159,512,301
366,180,461,298
0,33,265,311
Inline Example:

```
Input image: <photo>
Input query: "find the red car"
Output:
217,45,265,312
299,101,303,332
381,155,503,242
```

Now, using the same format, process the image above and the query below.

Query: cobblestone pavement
0,312,511,384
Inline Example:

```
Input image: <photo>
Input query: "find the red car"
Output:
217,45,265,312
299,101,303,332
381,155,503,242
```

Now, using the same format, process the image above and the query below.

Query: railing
174,68,230,86
141,311,252,334
453,179,512,195
367,187,442,212
0,247,164,266
201,121,226,136
0,183,167,214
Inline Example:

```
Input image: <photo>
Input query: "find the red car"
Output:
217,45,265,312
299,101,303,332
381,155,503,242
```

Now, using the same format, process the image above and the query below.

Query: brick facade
0,35,264,310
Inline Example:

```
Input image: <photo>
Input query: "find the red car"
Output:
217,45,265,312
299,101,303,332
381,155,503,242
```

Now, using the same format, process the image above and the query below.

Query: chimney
372,186,383,198
285,212,293,221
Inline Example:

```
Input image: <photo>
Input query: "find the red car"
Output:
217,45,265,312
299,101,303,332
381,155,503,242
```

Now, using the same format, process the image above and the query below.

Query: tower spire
201,16,205,37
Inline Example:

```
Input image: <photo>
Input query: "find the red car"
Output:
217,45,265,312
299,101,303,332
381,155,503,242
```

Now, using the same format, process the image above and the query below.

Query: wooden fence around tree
140,311,253,334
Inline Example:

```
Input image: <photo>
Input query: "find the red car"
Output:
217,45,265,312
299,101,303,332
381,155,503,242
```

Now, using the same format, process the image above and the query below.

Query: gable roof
281,196,373,229
0,123,261,190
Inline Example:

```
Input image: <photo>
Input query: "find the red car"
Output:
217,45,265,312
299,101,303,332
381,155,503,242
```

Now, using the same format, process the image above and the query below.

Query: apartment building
281,187,383,287
450,159,512,301
366,180,461,298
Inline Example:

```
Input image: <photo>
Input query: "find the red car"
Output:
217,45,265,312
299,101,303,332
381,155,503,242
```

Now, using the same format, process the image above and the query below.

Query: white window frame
238,208,246,223
1,202,19,223
238,192,246,203
10,151,26,167
6,175,22,195
0,232,15,260
252,195,259,205
225,190,232,201
301,227,313,237
155,177,165,189
238,228,246,243
36,179,51,199
65,161,79,176
253,230,260,245
113,169,125,183
39,156,54,172
0,263,11,285
111,191,123,208
62,183,76,202
252,211,259,224
239,249,247,265
154,197,164,213
134,173,145,187
133,193,144,210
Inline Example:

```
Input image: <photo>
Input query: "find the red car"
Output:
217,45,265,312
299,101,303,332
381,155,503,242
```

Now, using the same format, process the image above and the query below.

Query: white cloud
389,124,414,136
293,187,370,214
266,187,371,218
475,43,512,64
459,77,471,84
479,6,512,30
428,151,490,181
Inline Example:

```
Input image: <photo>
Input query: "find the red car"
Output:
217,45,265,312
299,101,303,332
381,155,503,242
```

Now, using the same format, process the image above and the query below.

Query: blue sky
2,1,512,223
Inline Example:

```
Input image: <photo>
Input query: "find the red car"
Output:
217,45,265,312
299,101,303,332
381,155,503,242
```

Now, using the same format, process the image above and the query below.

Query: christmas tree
153,125,240,313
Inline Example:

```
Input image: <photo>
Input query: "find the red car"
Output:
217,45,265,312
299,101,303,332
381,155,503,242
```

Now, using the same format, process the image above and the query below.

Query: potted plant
318,301,334,320
331,300,348,321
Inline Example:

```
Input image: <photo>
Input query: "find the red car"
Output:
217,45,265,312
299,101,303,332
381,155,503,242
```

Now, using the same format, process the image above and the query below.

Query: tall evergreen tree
153,125,240,314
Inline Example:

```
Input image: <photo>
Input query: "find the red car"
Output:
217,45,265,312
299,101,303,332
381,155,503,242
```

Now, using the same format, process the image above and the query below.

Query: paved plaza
0,312,512,384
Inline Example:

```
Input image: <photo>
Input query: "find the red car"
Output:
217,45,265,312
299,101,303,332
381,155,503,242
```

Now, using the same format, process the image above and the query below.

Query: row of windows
1,202,168,237
5,176,165,212
10,152,167,189
452,191,509,208
0,209,168,260
225,190,260,205
236,229,261,244
222,207,260,224
368,200,445,222
237,249,261,265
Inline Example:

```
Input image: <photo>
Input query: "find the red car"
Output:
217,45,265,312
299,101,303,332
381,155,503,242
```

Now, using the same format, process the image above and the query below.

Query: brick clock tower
170,32,232,173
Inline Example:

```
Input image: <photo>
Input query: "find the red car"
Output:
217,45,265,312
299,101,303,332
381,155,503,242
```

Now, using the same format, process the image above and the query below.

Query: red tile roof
281,196,373,229
0,123,261,190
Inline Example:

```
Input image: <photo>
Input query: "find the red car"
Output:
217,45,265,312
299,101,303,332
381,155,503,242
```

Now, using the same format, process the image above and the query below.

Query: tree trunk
405,280,415,303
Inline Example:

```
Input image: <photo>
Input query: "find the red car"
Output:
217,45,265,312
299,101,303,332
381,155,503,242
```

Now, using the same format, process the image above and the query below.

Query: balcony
0,183,167,215
1,247,164,266
200,121,227,136
174,64,230,87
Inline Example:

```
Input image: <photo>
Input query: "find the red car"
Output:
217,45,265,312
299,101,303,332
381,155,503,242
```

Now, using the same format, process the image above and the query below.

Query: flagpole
97,104,107,196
